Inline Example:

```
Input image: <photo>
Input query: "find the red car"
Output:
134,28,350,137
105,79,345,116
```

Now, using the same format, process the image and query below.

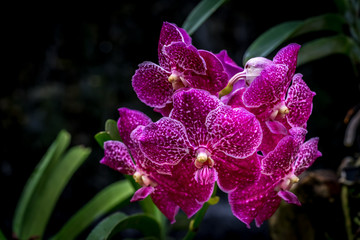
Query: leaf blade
52,180,134,240
243,21,302,63
182,0,227,35
297,35,358,66
13,130,71,239
86,212,162,240
243,13,345,64
19,145,91,239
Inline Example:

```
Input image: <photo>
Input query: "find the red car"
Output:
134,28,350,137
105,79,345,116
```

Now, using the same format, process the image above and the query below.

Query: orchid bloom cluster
100,22,322,227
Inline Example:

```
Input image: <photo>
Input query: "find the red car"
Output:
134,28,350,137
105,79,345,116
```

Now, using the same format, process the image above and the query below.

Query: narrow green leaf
87,212,162,240
13,130,71,239
243,14,345,64
290,13,345,38
52,180,134,240
243,21,302,63
182,0,227,35
18,145,91,240
105,119,122,141
95,131,112,148
0,229,7,240
297,35,357,66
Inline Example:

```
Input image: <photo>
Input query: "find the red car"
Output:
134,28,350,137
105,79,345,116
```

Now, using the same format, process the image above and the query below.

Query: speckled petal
294,137,322,176
195,50,228,94
206,105,262,159
265,120,288,135
259,120,286,155
154,102,173,117
278,190,301,205
132,61,172,108
130,126,172,175
163,42,206,75
273,43,300,84
151,156,214,217
286,73,316,127
214,152,260,193
158,22,191,70
118,108,152,150
138,117,190,165
229,175,277,228
254,191,281,227
216,50,243,79
151,186,180,223
243,64,289,107
100,140,136,175
261,135,298,179
170,89,221,146
130,186,155,202
225,87,247,107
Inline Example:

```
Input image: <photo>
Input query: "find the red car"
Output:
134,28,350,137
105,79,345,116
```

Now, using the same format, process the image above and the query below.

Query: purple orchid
135,88,263,207
226,44,316,154
100,108,181,223
229,127,322,227
132,22,228,115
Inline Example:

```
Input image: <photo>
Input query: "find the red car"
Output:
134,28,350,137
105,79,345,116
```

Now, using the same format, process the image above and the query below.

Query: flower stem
341,185,353,240
183,184,218,240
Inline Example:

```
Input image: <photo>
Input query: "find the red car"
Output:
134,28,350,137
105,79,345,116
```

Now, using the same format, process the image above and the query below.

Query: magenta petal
243,64,289,107
294,137,322,176
286,73,316,127
215,152,260,193
130,126,172,175
118,108,152,149
259,120,286,155
158,22,192,70
170,89,221,146
151,156,213,217
206,105,262,159
196,50,228,93
216,50,243,79
273,43,300,83
278,190,301,205
229,176,276,228
151,186,180,223
163,42,206,75
154,102,173,117
254,192,281,227
261,135,298,178
265,120,288,135
130,186,155,202
138,117,190,165
226,88,247,107
100,141,136,175
132,62,172,108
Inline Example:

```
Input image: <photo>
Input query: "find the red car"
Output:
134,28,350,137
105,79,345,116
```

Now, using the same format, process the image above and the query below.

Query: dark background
2,0,359,239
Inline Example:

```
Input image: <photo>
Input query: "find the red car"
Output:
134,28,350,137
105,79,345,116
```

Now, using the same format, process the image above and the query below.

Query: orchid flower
135,89,263,212
132,22,228,116
229,127,322,227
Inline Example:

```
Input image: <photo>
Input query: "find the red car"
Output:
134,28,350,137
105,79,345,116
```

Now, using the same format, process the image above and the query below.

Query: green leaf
105,119,122,141
13,130,71,239
243,21,302,63
16,142,91,240
297,34,360,66
95,131,112,148
0,229,7,240
52,180,134,240
87,212,162,240
182,0,227,35
243,14,345,64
